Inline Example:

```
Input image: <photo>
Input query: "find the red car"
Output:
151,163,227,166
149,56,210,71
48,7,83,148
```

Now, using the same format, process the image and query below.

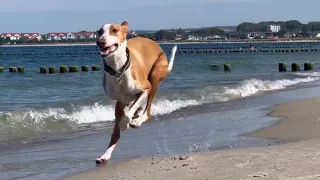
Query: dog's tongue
101,47,112,56
101,48,111,56
101,45,115,56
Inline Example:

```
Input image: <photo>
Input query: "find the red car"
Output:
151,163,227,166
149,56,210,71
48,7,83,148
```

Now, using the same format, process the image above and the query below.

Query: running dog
95,21,177,164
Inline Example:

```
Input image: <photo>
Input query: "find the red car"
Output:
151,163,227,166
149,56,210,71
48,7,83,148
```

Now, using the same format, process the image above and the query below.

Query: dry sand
63,97,320,180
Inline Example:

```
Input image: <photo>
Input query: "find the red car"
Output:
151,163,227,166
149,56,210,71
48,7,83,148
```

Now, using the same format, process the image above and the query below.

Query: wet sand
63,97,320,180
248,97,320,140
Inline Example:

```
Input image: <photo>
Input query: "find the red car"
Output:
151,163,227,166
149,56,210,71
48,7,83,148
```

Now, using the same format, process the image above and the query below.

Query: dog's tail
167,44,177,72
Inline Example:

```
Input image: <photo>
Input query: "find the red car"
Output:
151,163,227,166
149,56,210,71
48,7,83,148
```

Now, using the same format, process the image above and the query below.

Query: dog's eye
113,29,118,33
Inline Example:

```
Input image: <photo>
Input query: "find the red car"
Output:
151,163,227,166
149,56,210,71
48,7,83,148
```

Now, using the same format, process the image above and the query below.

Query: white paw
96,157,108,164
129,114,147,128
130,118,143,128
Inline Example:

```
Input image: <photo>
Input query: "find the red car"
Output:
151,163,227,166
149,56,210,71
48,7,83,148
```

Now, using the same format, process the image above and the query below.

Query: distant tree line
138,27,226,41
1,20,320,45
138,20,320,41
236,20,320,33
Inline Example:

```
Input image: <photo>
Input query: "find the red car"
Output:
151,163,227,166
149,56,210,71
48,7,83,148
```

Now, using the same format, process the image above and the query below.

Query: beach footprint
235,160,252,168
248,171,268,178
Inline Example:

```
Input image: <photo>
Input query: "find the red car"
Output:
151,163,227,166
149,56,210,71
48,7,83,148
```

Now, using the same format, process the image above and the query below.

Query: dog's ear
121,21,129,34
121,21,128,27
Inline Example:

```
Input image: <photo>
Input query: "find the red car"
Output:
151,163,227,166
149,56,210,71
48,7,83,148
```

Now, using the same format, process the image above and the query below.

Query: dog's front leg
96,124,120,164
96,102,124,164
119,90,149,130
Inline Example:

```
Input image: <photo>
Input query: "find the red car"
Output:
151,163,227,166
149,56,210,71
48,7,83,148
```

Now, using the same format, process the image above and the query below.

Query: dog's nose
96,40,106,48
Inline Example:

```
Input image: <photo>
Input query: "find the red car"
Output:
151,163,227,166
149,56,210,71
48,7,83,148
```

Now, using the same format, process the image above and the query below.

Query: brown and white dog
95,21,177,164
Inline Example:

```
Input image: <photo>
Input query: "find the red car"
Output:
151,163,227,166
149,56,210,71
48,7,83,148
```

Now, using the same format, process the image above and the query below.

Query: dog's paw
96,158,108,166
129,114,147,128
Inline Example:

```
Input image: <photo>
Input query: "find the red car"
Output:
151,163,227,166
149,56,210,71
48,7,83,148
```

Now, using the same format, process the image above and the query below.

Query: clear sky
0,0,319,33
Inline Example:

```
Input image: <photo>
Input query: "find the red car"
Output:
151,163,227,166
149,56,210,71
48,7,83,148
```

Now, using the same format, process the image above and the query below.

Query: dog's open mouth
100,43,119,57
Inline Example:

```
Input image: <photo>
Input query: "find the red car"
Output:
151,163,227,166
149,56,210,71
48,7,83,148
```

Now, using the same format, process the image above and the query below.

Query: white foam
1,99,203,126
68,102,115,123
152,99,201,115
294,72,320,77
224,77,319,97
2,76,319,127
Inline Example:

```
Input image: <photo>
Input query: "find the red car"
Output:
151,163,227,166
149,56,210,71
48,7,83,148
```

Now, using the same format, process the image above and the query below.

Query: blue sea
2,41,320,180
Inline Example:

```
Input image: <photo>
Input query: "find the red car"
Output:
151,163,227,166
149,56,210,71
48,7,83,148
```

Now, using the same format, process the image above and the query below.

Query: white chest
103,68,143,103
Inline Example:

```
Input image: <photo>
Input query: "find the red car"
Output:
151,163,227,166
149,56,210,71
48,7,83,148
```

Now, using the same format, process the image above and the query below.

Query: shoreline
1,39,320,47
63,96,320,180
246,97,320,141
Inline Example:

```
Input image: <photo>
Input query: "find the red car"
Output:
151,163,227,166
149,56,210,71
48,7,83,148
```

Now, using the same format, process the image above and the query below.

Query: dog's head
96,21,129,57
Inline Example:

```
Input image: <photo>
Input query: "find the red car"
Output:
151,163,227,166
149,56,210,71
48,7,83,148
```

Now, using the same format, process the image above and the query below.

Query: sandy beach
63,97,320,180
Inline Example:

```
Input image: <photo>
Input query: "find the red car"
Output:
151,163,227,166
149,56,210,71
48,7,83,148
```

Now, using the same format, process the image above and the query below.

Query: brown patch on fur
108,21,129,44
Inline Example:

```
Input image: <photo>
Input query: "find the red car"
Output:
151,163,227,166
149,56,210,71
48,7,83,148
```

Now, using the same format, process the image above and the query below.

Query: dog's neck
103,40,128,71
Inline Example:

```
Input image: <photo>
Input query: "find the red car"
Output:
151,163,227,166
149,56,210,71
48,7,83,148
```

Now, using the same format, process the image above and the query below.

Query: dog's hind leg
145,53,170,120
96,101,125,164
130,53,170,127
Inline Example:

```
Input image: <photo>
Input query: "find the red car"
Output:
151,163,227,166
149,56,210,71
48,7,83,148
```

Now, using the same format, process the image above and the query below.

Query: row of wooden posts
279,62,314,72
0,63,314,74
209,63,314,73
0,65,101,73
0,52,100,56
0,48,319,57
166,49,320,54
209,64,231,72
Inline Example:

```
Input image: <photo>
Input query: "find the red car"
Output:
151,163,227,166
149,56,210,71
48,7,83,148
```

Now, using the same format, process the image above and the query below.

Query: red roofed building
46,32,69,40
20,33,41,40
0,33,41,41
46,31,96,40
74,31,96,39
1,33,22,40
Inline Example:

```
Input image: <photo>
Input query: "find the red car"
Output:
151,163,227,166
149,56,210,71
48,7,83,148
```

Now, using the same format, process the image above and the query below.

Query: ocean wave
224,76,318,97
0,75,319,143
293,72,320,77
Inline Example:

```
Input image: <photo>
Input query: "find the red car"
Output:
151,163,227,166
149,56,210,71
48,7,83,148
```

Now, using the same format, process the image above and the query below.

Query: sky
0,0,319,33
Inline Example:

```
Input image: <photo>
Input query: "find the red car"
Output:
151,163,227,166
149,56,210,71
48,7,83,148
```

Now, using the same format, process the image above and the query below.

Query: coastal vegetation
1,20,320,45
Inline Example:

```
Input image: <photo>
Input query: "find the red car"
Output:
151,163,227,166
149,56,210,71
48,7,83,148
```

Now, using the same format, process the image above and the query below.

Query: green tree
189,27,226,36
41,34,46,41
236,22,257,32
5,37,11,42
176,28,186,36
285,20,303,31
139,33,155,40
274,29,286,38
153,30,175,41
18,36,28,44
236,20,305,33
305,21,320,32
29,38,39,44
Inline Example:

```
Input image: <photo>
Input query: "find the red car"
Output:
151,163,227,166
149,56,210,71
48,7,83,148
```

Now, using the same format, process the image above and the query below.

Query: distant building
0,33,41,41
46,32,68,41
46,31,96,41
174,34,183,40
267,24,281,33
188,35,202,41
284,32,293,38
74,31,96,39
247,32,261,39
227,31,240,40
